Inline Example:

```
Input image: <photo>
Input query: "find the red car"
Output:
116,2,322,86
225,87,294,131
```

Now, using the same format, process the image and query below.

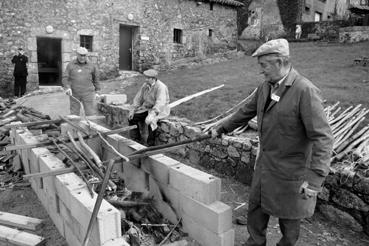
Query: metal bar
82,159,115,246
6,125,136,151
130,134,211,155
23,166,88,179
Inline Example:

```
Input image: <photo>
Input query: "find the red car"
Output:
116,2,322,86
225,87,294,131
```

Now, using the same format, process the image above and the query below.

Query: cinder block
141,155,181,185
55,176,121,245
180,195,232,234
169,163,221,204
182,215,235,246
102,94,127,105
103,237,130,246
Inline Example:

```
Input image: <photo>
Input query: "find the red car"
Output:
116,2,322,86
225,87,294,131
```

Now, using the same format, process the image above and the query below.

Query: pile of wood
0,211,45,246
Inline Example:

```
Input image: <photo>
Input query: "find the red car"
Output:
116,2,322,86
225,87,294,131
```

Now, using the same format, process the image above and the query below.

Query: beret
76,47,88,55
143,69,158,78
252,38,289,57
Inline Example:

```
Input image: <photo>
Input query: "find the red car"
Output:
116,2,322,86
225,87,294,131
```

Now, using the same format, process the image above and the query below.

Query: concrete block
68,189,121,245
141,155,181,185
103,237,130,246
180,195,232,234
169,163,221,204
102,94,127,105
182,215,235,246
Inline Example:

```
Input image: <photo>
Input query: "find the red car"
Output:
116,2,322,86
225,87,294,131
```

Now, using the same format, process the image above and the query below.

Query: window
210,2,214,10
173,29,182,44
208,29,213,37
80,35,93,51
305,6,310,13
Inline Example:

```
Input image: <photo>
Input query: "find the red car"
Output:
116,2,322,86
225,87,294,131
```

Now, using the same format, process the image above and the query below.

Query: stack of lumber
0,211,45,246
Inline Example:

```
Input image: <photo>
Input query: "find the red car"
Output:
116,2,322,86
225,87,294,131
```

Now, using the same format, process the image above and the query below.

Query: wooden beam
0,225,46,246
0,211,43,231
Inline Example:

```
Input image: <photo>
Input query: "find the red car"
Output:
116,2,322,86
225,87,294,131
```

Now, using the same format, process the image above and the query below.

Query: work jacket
218,68,333,219
132,79,170,130
63,59,100,96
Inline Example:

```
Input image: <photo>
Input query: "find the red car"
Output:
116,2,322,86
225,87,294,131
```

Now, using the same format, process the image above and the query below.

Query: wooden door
119,25,133,70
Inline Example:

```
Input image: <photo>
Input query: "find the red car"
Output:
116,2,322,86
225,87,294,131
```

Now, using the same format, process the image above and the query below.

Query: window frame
80,35,93,52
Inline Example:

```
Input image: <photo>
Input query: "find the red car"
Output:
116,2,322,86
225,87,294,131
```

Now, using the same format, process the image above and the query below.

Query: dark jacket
218,68,333,219
12,54,28,76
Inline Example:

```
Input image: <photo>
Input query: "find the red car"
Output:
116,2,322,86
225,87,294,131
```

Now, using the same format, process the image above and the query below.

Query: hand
128,109,135,120
145,111,156,125
65,88,72,96
299,181,318,200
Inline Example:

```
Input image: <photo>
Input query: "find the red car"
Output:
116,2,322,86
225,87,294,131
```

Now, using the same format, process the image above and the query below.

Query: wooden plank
0,225,45,246
0,211,43,231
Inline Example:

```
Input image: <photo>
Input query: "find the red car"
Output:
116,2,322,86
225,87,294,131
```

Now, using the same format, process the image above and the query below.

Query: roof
191,0,244,7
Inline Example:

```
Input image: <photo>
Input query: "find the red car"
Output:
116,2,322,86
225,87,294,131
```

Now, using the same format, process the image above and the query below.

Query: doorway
119,25,133,70
36,37,62,85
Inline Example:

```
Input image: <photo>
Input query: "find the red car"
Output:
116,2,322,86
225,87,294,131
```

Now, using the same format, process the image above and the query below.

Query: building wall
0,0,238,96
302,0,349,22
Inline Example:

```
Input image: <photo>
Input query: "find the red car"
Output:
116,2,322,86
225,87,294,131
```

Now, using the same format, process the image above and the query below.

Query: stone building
0,0,242,96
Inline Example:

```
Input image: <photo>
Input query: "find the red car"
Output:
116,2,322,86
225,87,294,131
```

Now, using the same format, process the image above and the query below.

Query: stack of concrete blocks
10,126,129,246
70,120,235,246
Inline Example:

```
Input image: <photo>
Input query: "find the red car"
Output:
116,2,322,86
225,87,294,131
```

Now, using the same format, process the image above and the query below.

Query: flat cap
252,38,289,57
76,47,88,55
143,69,158,78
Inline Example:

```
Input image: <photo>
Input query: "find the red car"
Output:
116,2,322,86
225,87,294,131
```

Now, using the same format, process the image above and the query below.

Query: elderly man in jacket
128,69,170,146
63,47,100,116
211,39,333,246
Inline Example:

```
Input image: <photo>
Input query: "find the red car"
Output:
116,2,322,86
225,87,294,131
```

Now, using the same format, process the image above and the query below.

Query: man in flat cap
11,47,28,97
128,69,170,146
63,47,100,116
210,39,333,246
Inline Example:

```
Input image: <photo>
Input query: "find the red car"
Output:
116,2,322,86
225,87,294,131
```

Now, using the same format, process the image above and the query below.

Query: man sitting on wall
128,69,170,146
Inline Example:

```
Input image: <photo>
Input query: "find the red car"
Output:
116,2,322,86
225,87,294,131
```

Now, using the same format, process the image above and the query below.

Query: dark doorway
36,37,62,85
119,25,133,70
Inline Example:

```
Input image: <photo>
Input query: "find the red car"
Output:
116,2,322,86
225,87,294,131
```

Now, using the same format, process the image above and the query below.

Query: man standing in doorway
211,39,333,246
11,47,28,97
63,47,100,116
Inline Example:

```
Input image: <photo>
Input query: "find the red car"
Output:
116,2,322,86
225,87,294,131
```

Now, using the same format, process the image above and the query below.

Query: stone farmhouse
0,0,243,95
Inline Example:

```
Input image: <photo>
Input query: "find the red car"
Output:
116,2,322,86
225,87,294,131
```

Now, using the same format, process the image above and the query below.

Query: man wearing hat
128,69,170,146
11,47,28,97
211,39,333,245
63,47,100,116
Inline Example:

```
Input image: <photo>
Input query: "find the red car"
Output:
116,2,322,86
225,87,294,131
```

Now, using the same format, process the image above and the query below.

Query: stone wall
99,103,369,235
339,26,369,43
0,0,238,96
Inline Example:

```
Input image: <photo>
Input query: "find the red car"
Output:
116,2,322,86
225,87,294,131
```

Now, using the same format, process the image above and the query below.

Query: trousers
14,76,27,97
69,93,96,116
245,201,301,246
128,111,156,146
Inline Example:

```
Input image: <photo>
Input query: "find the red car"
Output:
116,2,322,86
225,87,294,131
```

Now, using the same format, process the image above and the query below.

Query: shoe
236,216,248,225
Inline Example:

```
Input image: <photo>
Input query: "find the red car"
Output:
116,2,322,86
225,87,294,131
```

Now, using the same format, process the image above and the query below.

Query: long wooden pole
82,159,115,246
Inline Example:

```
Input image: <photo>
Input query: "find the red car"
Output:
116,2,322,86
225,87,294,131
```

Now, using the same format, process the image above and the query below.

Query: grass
101,41,369,123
